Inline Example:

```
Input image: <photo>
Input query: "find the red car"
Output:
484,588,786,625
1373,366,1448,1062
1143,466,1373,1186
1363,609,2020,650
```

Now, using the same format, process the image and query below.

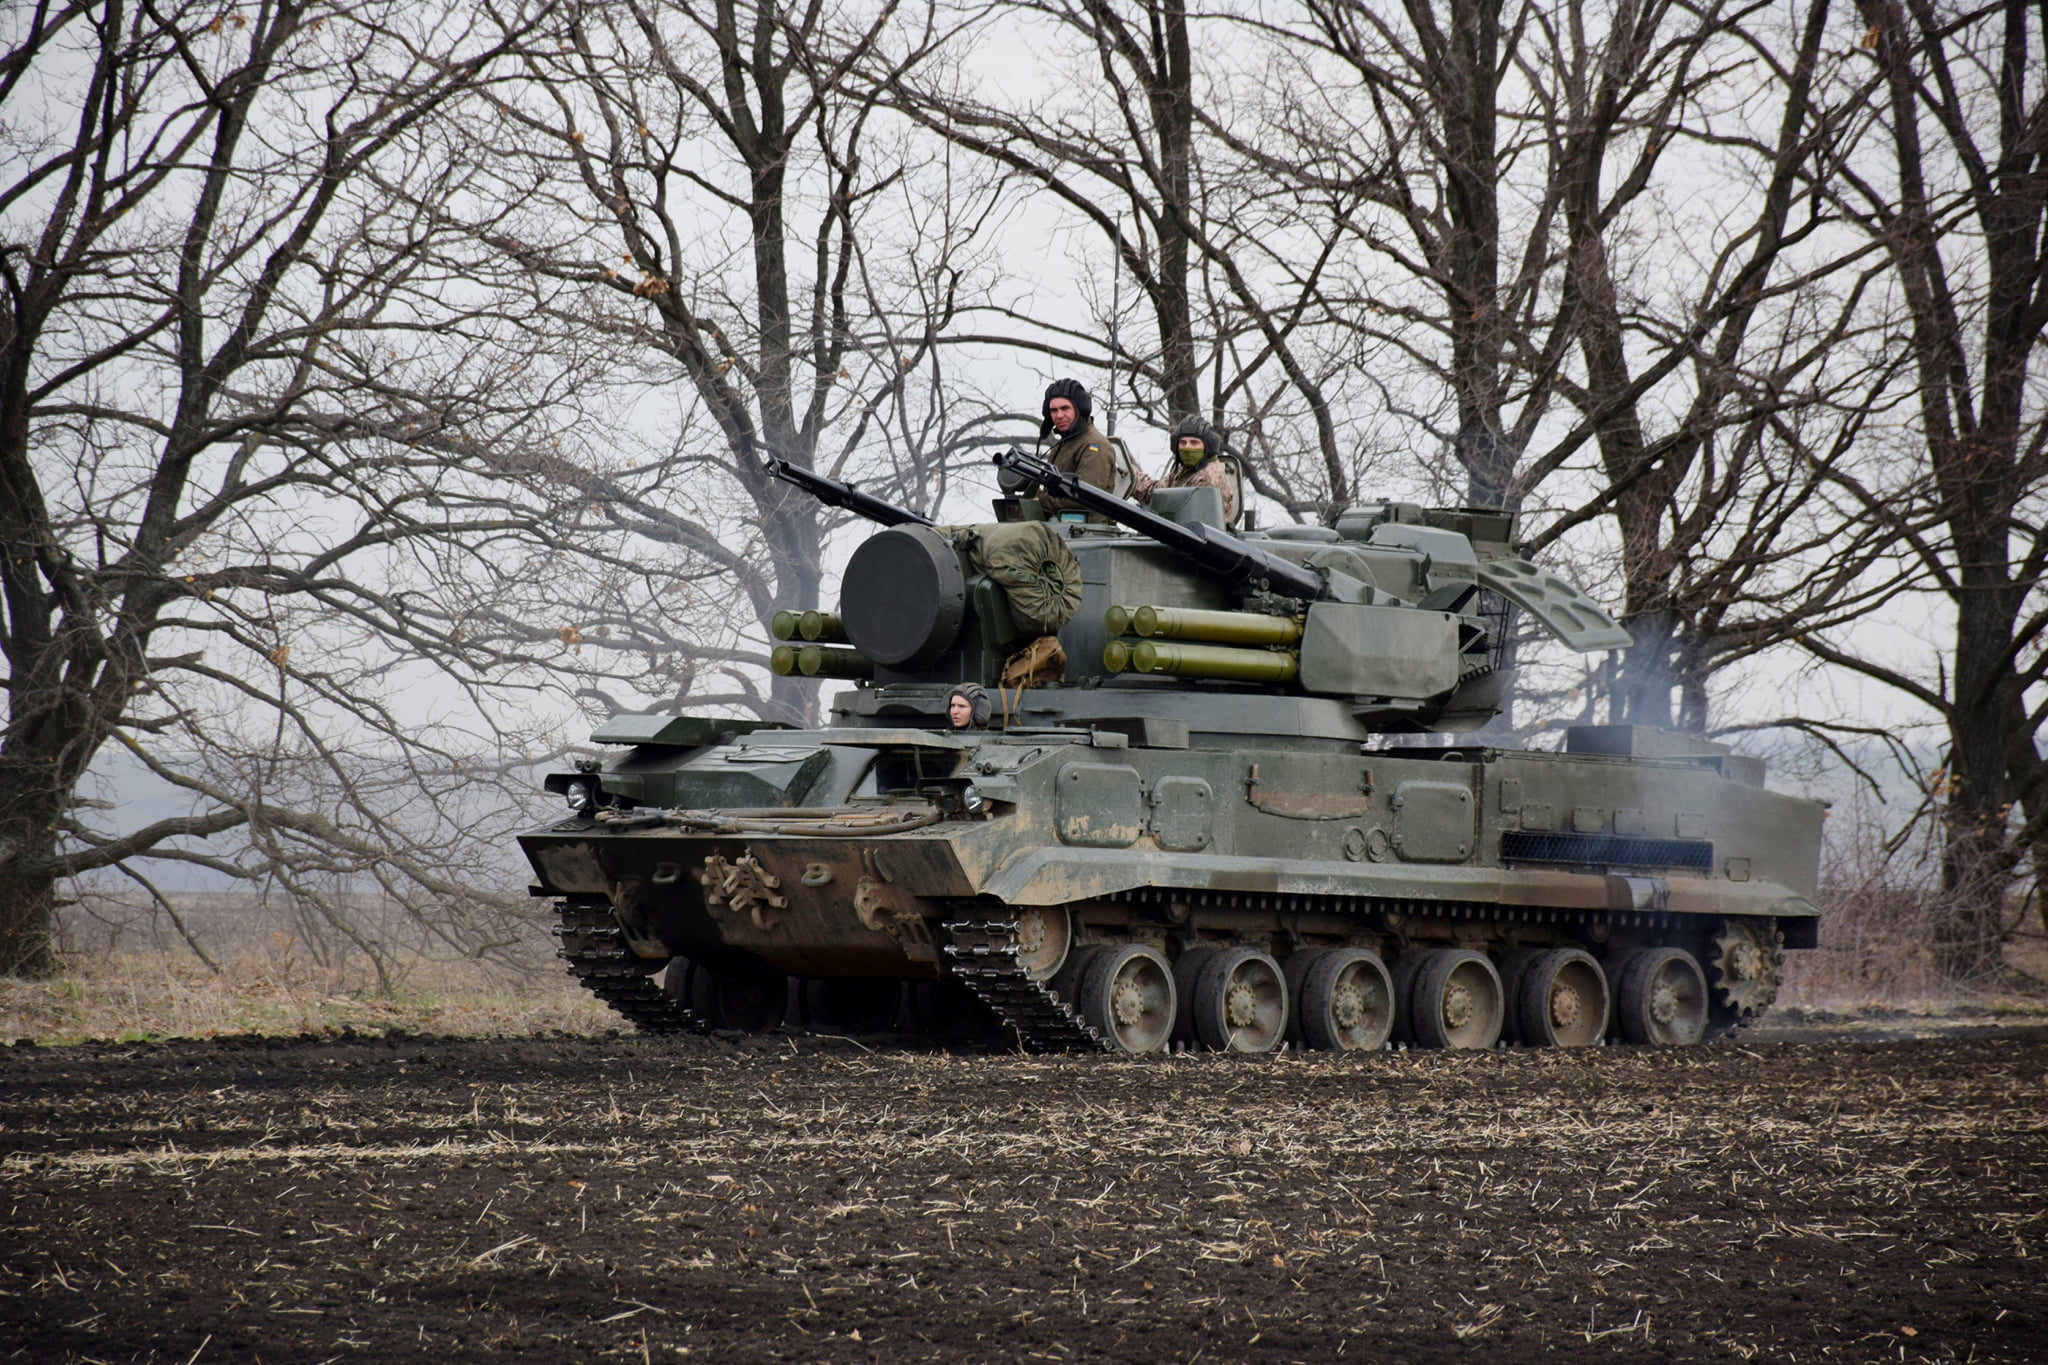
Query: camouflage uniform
1157,456,1239,525
1140,415,1241,526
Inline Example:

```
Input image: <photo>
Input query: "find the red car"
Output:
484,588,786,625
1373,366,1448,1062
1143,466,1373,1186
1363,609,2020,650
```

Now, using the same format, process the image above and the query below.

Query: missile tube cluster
771,609,849,644
771,644,874,679
1102,605,1302,682
770,610,875,677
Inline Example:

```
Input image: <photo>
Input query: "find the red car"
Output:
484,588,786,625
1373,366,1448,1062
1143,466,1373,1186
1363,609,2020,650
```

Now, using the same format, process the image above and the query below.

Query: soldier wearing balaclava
1132,415,1240,526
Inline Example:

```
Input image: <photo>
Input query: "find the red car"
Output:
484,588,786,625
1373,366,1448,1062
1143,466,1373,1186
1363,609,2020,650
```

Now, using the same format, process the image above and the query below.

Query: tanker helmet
1041,378,1093,439
947,683,992,729
1172,415,1222,469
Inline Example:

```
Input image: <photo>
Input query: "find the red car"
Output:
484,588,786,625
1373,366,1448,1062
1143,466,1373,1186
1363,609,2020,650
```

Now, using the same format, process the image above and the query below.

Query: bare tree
1797,0,2048,977
1241,0,1885,733
887,0,1386,515
0,0,569,978
446,0,1007,725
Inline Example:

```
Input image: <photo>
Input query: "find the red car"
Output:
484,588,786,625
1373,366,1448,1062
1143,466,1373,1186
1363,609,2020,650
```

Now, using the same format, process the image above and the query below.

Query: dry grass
1779,885,2048,1013
0,947,614,1045
14,882,2048,1046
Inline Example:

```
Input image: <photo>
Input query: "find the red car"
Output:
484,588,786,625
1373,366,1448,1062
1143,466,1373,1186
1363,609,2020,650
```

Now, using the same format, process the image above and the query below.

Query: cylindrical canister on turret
1132,605,1304,646
771,644,799,674
772,611,801,641
797,644,875,679
1130,639,1299,682
1102,638,1134,674
1104,604,1136,638
799,610,847,643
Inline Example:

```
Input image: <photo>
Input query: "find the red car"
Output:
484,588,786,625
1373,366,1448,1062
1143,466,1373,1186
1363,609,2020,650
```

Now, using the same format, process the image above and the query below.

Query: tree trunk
0,810,60,978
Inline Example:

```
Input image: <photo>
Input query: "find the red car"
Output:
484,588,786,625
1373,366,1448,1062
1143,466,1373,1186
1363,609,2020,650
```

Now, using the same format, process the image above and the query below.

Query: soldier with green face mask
1133,415,1240,526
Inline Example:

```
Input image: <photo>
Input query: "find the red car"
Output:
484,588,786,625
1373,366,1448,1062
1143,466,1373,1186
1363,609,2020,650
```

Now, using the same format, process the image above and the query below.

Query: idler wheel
689,959,789,1033
1076,944,1176,1055
1014,906,1072,984
1512,948,1610,1048
1409,948,1503,1050
838,524,967,668
1295,949,1394,1052
1191,947,1288,1053
1611,947,1708,1046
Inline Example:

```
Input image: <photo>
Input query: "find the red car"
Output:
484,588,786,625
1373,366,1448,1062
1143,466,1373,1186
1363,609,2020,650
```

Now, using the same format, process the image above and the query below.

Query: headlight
960,784,986,814
564,777,598,815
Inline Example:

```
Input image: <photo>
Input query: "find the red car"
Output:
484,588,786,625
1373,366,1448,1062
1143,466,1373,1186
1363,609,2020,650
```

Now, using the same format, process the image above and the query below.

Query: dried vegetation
0,1031,2042,1361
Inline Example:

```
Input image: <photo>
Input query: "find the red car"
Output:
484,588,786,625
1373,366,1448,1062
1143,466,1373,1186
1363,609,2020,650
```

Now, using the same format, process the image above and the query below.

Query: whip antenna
1107,220,1123,439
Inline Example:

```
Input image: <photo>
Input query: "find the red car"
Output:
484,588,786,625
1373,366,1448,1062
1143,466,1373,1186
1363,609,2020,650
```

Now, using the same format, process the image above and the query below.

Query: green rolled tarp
949,522,1084,636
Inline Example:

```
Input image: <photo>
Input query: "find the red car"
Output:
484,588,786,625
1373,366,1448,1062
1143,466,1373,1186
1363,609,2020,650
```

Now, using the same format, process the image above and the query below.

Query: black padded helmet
1040,378,1093,439
947,683,993,729
1171,415,1223,466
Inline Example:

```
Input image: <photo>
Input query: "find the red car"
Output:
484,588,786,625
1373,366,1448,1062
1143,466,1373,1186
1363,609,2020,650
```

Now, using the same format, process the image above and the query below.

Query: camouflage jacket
1160,456,1239,525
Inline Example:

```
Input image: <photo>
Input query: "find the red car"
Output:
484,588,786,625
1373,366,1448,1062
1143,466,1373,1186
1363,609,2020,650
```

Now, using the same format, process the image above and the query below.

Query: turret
767,450,1632,733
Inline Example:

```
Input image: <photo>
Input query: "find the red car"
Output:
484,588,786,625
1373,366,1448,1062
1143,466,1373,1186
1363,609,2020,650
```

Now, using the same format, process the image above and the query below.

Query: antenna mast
1106,220,1123,439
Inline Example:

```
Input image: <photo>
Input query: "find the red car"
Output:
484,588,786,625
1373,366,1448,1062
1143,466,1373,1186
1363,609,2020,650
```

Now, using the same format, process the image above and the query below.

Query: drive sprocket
1707,917,1785,1032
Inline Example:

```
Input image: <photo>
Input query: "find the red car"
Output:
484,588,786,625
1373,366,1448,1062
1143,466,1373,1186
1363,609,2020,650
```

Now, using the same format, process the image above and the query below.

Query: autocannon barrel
995,448,1327,602
766,456,933,528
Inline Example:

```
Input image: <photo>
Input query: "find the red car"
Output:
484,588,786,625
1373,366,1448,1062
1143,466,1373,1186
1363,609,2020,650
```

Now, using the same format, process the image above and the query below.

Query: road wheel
1191,947,1288,1053
1614,947,1708,1045
1514,949,1609,1047
660,955,695,1008
1389,950,1431,1045
1494,948,1541,1044
689,960,788,1033
1297,949,1394,1052
1409,949,1503,1050
1172,947,1219,1047
1076,944,1176,1054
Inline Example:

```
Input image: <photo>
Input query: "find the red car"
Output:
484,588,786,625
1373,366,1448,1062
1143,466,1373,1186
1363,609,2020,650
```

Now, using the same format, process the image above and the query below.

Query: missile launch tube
772,644,875,679
1130,640,1299,683
798,645,874,679
1132,605,1303,646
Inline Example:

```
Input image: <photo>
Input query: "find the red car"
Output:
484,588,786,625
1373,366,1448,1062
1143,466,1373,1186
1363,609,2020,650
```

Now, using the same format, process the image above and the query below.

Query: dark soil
2,1026,2044,1363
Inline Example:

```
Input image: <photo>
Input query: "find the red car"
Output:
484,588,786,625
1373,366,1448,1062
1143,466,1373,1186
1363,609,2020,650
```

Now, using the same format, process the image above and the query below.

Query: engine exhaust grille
1499,831,1714,871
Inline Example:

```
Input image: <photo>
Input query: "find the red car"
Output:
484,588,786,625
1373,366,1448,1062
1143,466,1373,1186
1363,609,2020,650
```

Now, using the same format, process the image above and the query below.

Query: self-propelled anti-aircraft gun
517,451,1822,1053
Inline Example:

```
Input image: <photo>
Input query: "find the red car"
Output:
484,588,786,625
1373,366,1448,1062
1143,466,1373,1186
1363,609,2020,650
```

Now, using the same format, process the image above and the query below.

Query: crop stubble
0,1030,2043,1362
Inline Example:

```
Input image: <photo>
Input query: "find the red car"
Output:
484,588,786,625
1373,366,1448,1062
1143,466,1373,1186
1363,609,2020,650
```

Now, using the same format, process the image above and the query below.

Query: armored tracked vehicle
517,451,1822,1053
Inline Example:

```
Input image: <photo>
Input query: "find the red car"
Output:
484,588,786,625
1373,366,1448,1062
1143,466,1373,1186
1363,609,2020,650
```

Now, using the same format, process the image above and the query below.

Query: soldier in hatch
947,683,992,730
1132,416,1241,527
1035,378,1117,521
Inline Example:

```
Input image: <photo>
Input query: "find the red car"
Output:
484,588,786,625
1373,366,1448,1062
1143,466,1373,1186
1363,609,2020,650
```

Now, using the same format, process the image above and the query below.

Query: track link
553,901,707,1035
942,916,1108,1054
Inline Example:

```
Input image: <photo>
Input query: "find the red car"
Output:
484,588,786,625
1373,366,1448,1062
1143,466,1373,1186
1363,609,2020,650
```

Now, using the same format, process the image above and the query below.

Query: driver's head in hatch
947,684,991,729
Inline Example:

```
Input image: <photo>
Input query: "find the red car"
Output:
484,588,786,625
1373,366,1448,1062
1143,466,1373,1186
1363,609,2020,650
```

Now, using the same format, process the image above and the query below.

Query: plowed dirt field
2,1028,2043,1363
